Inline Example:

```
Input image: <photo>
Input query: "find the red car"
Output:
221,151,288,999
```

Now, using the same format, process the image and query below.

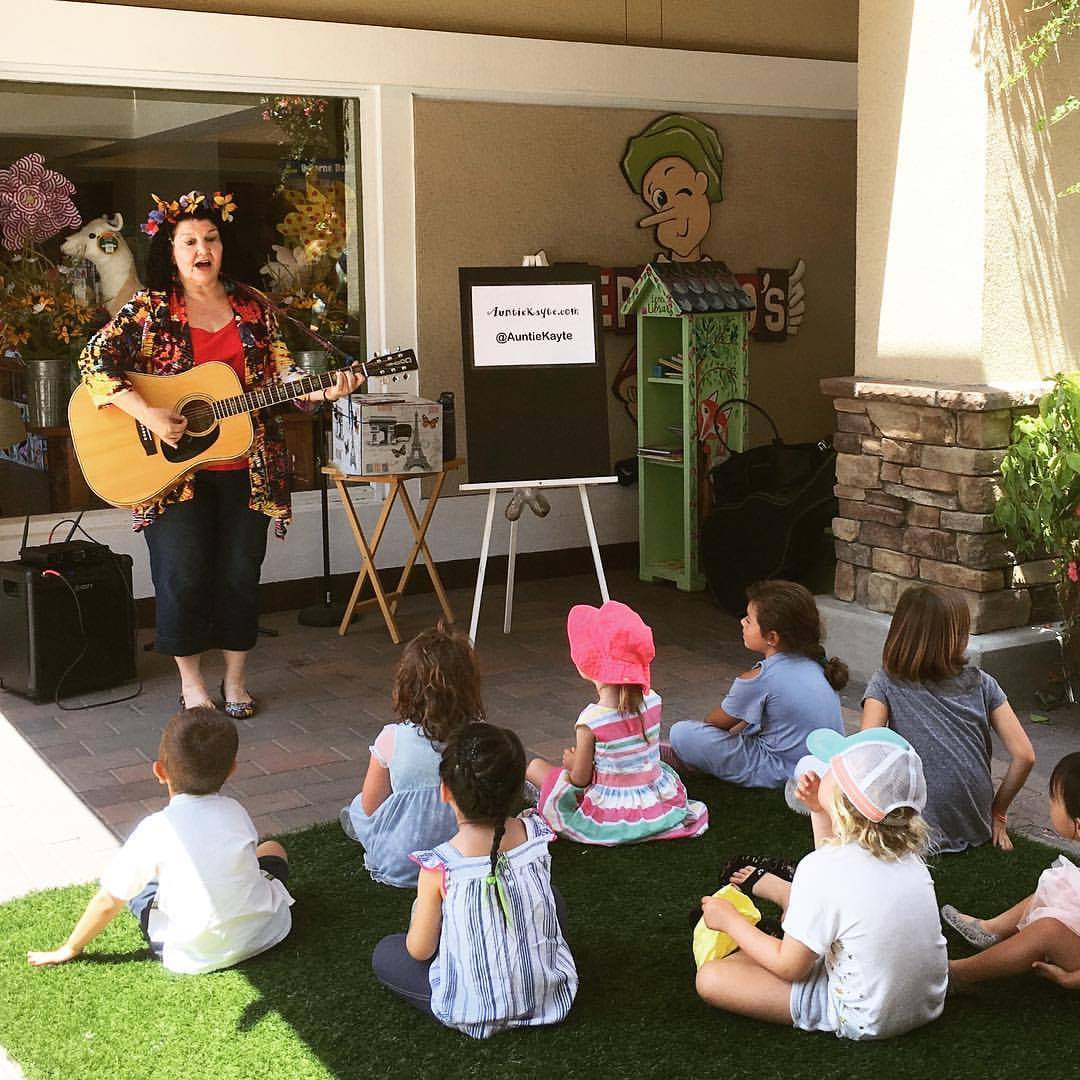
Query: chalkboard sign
459,265,609,485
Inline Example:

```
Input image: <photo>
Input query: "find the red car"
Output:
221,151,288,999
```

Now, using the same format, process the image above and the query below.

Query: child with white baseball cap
695,728,948,1040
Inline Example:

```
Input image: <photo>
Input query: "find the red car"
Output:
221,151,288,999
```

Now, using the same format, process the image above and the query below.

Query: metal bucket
293,349,330,376
23,357,72,429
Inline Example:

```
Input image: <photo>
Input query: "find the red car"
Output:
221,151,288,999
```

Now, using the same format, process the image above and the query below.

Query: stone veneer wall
820,376,1056,634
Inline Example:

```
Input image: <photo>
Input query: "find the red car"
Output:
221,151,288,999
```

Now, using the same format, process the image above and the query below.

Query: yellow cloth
692,884,761,969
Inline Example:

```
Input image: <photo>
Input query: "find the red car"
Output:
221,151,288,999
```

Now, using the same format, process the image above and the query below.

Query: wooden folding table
322,457,463,642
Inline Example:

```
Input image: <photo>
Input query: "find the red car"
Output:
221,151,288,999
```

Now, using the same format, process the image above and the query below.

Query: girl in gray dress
860,586,1034,853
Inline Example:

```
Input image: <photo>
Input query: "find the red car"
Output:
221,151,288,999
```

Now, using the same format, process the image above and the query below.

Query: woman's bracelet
322,387,331,404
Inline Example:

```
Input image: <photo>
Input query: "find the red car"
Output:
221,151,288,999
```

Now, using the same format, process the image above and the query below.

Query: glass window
0,80,363,517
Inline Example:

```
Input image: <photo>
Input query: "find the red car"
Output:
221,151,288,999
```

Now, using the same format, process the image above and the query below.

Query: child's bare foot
729,866,791,904
941,905,1001,950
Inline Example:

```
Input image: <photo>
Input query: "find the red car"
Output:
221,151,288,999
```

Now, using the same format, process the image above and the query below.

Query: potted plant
995,373,1080,703
260,96,334,176
0,153,100,426
272,281,363,373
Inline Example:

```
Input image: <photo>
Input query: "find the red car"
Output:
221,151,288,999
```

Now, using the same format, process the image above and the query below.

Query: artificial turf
0,776,1070,1080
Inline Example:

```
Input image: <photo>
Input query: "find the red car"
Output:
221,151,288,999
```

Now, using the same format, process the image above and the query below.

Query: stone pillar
827,3,1080,655
822,376,1056,634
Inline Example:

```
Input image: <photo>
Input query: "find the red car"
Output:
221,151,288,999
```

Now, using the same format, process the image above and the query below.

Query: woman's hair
393,621,485,743
746,580,848,690
824,776,931,861
1049,752,1080,820
145,203,242,291
439,722,526,886
616,685,645,716
882,585,969,683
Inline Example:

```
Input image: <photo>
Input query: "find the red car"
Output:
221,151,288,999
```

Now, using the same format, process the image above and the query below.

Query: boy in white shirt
28,707,294,975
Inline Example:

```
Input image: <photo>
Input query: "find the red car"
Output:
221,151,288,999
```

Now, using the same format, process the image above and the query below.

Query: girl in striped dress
371,723,577,1039
527,600,708,845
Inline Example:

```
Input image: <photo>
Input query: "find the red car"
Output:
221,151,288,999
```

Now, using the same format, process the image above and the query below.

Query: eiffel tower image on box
405,410,432,471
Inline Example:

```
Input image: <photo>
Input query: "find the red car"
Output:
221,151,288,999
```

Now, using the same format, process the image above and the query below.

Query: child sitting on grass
861,585,1034,853
666,580,847,789
943,751,1080,992
527,600,708,845
695,729,947,1040
340,622,484,887
372,723,577,1038
28,707,293,975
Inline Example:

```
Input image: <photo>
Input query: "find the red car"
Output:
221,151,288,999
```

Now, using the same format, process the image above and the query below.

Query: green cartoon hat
621,114,724,203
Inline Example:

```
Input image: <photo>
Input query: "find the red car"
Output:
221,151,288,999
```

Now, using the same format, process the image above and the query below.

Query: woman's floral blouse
79,283,306,538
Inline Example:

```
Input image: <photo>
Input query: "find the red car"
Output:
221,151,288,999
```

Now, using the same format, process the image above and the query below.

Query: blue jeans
144,471,269,656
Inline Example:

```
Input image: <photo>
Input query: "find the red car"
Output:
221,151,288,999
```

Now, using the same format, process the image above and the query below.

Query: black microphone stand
235,286,361,629
296,404,350,627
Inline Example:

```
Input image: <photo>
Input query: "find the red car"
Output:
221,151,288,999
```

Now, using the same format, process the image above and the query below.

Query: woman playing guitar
78,190,362,718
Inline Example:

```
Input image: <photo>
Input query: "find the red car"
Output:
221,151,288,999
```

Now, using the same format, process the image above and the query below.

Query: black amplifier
0,553,137,702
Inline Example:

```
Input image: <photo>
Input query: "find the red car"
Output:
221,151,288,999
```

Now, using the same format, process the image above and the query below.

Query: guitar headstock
361,348,418,378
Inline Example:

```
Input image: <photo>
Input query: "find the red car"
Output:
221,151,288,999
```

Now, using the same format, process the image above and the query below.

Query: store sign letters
599,261,805,340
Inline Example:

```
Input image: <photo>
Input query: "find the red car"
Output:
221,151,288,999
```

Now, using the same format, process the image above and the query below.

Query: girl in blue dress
372,723,577,1038
667,580,848,788
340,622,484,887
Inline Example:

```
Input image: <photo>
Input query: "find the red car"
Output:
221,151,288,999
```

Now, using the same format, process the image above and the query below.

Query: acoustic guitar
67,348,417,508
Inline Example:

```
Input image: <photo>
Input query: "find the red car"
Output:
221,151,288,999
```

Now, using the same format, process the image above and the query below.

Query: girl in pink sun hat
526,600,708,845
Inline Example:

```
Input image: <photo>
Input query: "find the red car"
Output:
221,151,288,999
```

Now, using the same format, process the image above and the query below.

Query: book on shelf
637,445,684,461
657,355,684,372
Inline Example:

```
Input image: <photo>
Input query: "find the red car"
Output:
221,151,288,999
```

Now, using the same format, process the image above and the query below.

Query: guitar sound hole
181,400,216,437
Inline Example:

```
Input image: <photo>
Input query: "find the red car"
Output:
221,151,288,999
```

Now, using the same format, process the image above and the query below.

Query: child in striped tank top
527,600,708,845
371,723,577,1039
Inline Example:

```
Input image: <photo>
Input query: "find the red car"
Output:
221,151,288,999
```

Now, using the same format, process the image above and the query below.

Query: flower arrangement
0,154,98,357
261,96,332,166
271,279,360,356
0,250,97,354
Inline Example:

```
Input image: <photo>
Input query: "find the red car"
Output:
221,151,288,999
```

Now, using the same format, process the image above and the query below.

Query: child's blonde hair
824,776,930,861
616,685,645,716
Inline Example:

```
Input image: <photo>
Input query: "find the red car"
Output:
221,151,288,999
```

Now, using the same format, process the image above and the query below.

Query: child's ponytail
746,581,849,690
488,819,507,880
822,653,849,691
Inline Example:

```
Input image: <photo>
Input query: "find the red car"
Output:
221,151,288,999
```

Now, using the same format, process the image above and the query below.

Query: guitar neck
210,348,416,419
212,367,352,420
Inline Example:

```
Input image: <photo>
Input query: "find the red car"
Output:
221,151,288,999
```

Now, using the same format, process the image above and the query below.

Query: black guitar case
700,399,837,614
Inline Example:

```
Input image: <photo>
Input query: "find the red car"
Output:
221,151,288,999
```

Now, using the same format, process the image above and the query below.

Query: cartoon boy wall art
621,114,724,263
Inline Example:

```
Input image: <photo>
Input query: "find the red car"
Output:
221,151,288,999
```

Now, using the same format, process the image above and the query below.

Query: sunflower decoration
276,172,347,263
